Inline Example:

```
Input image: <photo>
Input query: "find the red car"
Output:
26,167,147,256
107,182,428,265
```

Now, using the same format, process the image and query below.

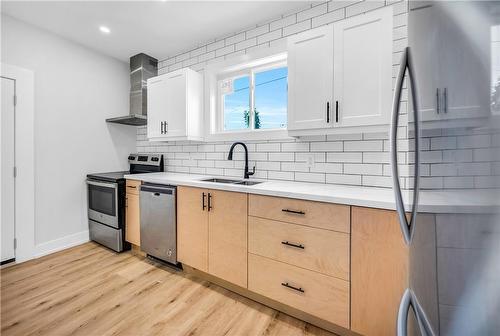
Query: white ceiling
1,1,313,62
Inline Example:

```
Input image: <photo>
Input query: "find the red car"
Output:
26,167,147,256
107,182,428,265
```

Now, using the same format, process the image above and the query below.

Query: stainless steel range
86,154,163,252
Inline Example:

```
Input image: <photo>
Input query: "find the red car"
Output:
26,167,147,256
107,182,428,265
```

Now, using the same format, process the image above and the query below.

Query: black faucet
227,142,255,179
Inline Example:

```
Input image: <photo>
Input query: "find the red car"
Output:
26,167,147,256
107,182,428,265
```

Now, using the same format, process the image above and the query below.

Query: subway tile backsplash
136,0,499,190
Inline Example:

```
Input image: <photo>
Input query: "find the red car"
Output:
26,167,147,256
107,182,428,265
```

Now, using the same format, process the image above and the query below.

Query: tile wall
136,0,499,189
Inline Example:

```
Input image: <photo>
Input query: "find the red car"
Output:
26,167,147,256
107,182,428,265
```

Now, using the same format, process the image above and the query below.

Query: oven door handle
86,180,118,189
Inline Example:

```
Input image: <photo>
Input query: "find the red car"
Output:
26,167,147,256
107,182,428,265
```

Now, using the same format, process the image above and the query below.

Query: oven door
87,179,119,228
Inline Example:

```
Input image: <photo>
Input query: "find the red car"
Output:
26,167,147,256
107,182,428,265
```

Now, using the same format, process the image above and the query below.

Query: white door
1,77,16,263
287,25,334,130
163,70,187,137
333,6,393,127
147,77,166,139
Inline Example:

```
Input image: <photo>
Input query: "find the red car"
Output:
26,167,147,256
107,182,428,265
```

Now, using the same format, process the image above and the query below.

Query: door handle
397,289,411,336
397,289,436,336
326,101,330,123
436,88,440,114
202,192,207,211
390,47,420,245
443,88,448,113
207,192,212,211
165,121,168,133
160,121,164,134
335,101,339,123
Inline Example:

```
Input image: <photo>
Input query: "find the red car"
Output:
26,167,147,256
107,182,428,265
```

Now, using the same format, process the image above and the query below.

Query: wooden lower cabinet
177,186,247,287
125,180,141,246
177,186,209,272
248,253,350,329
208,190,248,288
177,187,407,335
351,206,409,336
248,216,350,280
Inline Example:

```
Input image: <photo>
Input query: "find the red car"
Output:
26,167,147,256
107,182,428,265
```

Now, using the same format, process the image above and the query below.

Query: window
218,60,288,132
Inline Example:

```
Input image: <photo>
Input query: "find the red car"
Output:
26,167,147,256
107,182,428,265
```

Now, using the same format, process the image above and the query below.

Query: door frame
1,63,35,263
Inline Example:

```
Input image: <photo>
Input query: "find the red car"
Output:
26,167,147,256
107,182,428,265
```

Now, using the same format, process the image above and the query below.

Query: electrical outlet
306,154,315,168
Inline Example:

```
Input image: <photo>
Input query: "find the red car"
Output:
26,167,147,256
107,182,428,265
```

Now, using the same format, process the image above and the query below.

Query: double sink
201,178,263,186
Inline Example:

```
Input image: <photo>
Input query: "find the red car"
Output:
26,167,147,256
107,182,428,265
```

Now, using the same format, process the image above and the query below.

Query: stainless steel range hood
106,53,158,126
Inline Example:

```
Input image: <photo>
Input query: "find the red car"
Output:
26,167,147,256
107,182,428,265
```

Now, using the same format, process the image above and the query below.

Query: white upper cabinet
287,25,334,131
287,7,393,136
409,2,490,125
333,6,393,128
147,68,203,141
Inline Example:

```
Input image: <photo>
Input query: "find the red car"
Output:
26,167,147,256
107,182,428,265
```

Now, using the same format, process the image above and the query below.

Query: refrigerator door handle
397,289,436,336
412,291,436,336
390,47,421,245
397,289,412,336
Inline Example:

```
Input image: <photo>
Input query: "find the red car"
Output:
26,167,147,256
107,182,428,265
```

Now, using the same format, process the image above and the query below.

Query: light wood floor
1,242,336,336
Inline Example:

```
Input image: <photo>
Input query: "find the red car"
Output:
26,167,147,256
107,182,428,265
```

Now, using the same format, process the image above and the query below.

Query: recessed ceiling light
99,26,111,34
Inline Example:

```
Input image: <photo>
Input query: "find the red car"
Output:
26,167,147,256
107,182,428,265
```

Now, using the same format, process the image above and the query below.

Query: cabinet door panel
125,193,140,246
147,77,166,138
437,2,490,120
288,25,333,131
208,190,248,288
164,71,187,137
177,186,208,272
334,6,393,127
409,3,441,122
351,207,409,336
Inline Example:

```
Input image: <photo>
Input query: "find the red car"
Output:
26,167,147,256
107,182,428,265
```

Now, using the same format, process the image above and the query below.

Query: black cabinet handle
335,100,339,123
282,209,305,215
281,241,305,249
443,88,448,113
202,192,207,211
281,282,305,293
436,88,440,114
207,193,212,211
326,101,330,123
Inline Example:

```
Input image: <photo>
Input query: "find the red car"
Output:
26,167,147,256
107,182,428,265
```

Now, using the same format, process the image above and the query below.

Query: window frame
205,47,293,141
217,60,288,133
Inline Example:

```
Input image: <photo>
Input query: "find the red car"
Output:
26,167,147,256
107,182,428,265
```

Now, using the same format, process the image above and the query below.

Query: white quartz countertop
124,172,499,214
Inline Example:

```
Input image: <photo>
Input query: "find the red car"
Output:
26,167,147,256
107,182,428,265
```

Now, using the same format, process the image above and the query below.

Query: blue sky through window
223,76,250,130
223,66,287,131
254,67,288,129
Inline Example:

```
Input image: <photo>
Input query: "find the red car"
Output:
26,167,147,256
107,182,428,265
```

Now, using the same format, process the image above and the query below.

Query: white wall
1,15,136,253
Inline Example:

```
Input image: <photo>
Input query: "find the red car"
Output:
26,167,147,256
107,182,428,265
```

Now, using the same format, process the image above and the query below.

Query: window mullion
249,70,255,130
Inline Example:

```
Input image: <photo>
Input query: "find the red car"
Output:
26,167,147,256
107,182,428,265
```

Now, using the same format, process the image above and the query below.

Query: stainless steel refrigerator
392,1,500,335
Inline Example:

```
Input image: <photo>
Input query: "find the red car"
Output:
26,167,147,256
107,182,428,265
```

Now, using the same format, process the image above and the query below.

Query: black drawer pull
202,192,207,211
281,282,305,293
281,241,305,249
282,209,305,215
127,185,137,189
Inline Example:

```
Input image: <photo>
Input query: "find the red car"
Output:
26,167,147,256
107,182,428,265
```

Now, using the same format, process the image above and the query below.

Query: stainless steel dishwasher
139,183,177,264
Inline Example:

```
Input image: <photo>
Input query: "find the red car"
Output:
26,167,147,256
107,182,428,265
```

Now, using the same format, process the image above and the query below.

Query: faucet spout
227,142,255,179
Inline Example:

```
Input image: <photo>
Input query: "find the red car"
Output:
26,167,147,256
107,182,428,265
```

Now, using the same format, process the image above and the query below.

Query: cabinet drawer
126,180,141,195
248,253,349,328
248,195,350,233
248,216,349,280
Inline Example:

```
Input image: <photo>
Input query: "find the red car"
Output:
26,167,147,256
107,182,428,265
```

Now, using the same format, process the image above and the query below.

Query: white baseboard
34,230,89,258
